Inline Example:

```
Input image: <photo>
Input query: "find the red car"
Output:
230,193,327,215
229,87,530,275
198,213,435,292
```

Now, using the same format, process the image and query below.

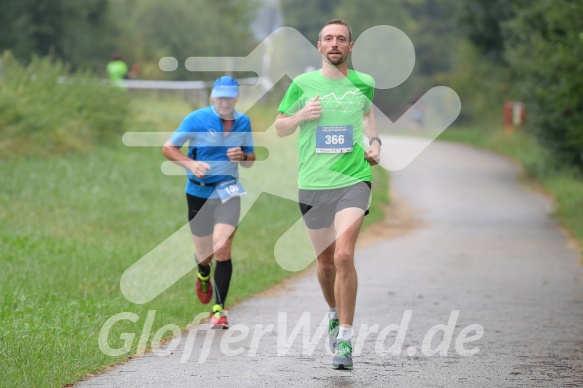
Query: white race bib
216,179,246,203
315,125,354,153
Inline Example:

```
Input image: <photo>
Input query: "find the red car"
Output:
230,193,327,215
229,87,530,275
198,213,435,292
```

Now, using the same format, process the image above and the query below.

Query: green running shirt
278,70,375,190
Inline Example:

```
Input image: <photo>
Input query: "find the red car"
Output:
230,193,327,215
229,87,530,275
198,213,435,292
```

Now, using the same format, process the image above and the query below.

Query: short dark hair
319,19,352,42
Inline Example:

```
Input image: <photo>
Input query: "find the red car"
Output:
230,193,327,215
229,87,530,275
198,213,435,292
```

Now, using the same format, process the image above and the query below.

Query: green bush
0,51,131,157
504,1,583,172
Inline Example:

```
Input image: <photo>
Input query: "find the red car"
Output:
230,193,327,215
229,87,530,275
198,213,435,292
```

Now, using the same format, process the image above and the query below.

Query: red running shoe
196,271,213,304
209,304,229,329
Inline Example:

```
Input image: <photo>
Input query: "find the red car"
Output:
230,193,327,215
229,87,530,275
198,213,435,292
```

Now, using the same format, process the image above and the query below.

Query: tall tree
0,0,35,60
504,0,583,170
403,0,461,76
279,0,337,43
458,0,583,170
108,0,260,80
0,0,112,70
458,0,516,64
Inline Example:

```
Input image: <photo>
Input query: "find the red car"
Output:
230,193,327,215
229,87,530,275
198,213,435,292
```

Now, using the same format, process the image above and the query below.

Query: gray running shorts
298,181,372,229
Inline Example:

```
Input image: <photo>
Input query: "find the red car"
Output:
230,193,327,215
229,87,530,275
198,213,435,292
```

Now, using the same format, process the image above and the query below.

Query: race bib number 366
315,125,353,153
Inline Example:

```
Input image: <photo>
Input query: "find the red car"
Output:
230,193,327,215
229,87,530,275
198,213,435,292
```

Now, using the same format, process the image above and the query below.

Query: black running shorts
186,194,240,236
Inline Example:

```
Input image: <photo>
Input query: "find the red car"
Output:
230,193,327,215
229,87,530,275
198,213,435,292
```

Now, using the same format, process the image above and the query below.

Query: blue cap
211,76,239,98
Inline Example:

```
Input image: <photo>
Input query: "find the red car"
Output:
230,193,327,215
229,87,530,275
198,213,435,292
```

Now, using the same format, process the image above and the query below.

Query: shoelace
328,319,339,333
200,280,209,292
336,342,352,357
198,273,210,292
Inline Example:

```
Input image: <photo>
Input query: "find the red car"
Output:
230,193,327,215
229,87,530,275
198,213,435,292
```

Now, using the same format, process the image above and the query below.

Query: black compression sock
195,255,211,277
213,259,233,307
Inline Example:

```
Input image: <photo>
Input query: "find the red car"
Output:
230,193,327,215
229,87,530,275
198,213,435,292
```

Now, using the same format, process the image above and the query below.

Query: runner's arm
274,113,302,137
162,140,210,178
362,108,381,166
362,107,379,141
275,95,321,137
226,147,256,168
240,151,256,168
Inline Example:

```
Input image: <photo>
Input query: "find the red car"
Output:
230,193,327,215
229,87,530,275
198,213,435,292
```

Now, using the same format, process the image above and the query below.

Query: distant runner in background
163,76,256,329
106,52,128,90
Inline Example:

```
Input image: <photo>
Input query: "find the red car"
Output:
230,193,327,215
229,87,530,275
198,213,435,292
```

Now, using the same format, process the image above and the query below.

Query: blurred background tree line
0,0,581,171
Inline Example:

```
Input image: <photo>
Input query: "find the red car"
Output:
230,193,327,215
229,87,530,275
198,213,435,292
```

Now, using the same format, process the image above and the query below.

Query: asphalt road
78,137,583,387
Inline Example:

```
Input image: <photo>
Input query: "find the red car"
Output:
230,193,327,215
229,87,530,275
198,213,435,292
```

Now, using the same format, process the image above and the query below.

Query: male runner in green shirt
275,19,381,370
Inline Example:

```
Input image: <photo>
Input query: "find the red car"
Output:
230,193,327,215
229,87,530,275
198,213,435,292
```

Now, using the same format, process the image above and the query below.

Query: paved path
79,137,583,387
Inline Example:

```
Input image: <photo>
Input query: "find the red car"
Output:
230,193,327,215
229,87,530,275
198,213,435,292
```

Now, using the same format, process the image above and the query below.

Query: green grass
0,51,131,157
365,165,390,227
0,96,389,387
439,126,583,259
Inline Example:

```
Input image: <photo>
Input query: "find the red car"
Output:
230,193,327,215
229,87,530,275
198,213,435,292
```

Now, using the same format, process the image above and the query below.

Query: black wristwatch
369,136,382,146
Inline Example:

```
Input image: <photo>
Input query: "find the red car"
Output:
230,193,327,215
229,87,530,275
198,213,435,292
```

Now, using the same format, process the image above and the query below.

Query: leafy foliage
0,0,113,71
458,0,583,172
458,0,516,63
504,0,583,170
279,0,337,43
0,0,260,79
0,52,131,156
104,0,261,80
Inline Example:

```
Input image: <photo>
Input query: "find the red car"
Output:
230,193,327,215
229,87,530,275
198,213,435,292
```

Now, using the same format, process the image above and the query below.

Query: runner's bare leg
308,227,337,308
307,207,364,325
333,207,364,326
212,223,237,261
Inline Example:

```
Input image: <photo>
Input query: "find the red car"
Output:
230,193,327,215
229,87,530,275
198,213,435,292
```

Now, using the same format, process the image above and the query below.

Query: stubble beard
324,51,346,66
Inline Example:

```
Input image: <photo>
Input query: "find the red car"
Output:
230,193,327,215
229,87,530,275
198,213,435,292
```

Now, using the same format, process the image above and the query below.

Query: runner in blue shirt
162,76,255,329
